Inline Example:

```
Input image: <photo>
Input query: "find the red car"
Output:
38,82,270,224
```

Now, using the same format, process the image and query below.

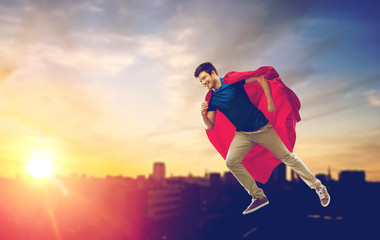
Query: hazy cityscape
0,0,379,239
0,162,379,240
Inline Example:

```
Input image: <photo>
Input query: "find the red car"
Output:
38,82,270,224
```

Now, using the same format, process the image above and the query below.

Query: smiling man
194,62,330,214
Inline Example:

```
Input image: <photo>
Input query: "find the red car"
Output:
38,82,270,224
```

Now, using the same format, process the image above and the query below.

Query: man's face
198,71,215,90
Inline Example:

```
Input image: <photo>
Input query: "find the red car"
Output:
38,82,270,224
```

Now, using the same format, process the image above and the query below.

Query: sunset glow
24,150,56,179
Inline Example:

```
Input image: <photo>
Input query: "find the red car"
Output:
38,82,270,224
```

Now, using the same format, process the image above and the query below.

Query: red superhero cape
205,66,301,184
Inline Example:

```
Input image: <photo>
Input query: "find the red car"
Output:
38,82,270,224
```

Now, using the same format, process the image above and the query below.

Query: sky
0,0,379,181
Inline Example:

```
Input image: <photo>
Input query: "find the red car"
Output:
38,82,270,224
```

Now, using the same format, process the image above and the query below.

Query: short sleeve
207,105,216,112
208,101,216,112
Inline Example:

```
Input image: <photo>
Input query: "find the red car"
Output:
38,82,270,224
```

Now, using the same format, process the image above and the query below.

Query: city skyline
0,0,379,181
7,160,373,186
2,161,378,240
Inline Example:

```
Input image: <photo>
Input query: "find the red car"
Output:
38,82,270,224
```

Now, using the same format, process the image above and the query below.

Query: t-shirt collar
212,77,224,93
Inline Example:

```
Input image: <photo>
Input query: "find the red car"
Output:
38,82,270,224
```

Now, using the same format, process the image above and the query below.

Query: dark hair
194,62,218,78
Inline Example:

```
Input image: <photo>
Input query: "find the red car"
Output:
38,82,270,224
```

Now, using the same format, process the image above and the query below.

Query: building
316,174,328,184
339,170,366,185
209,172,222,186
136,175,147,188
147,187,183,221
152,162,166,182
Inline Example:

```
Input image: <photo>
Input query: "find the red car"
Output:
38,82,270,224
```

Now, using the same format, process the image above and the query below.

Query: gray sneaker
242,196,269,215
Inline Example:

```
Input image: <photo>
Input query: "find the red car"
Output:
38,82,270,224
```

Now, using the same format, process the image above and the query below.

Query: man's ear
211,70,217,77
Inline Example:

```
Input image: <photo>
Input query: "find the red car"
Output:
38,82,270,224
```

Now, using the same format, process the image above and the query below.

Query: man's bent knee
226,157,242,170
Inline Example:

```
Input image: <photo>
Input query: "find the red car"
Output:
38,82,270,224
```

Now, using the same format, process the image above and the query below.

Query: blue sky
0,0,379,180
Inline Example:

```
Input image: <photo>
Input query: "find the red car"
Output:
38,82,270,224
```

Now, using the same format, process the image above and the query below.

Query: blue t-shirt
208,78,268,132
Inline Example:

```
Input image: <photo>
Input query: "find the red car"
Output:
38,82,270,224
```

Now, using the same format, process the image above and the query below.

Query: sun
24,150,56,179
25,159,55,179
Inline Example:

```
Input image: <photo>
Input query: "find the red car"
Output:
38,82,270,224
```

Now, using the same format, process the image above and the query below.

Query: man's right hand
201,101,209,116
200,101,216,131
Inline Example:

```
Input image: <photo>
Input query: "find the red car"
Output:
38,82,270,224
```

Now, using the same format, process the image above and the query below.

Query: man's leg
251,123,322,189
226,132,266,199
252,123,330,207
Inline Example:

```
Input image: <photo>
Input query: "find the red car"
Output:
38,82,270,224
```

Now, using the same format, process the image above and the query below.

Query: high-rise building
209,172,222,185
339,170,365,185
153,162,166,181
316,174,328,184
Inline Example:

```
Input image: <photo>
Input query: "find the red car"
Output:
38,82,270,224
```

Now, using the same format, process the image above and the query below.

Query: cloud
0,66,15,82
365,90,380,107
298,74,380,120
139,36,185,58
25,43,135,76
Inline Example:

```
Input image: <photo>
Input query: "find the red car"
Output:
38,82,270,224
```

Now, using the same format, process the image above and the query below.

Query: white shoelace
316,187,326,199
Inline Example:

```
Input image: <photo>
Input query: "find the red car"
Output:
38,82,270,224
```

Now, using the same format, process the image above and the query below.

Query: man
194,62,330,215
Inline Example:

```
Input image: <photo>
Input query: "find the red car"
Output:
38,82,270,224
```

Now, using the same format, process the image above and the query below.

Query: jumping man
194,62,330,215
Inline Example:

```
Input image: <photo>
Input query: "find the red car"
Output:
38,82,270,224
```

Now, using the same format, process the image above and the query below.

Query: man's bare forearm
201,114,214,131
258,78,274,104
258,77,277,112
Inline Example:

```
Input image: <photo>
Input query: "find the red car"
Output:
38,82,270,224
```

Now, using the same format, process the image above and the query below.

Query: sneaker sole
242,201,269,215
322,195,331,207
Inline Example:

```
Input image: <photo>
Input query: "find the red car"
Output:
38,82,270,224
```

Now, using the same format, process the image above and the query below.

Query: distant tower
327,166,332,182
153,162,166,181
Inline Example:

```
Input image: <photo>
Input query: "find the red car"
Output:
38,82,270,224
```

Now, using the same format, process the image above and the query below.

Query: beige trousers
226,122,322,199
